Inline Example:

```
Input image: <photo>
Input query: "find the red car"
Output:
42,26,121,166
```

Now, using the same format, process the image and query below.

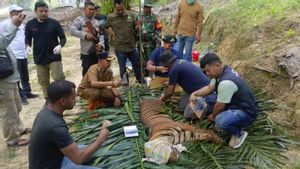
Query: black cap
159,51,177,67
162,35,177,44
97,52,115,61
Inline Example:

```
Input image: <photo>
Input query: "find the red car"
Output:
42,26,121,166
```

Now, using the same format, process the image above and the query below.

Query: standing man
25,1,66,100
0,5,39,105
104,0,143,85
77,52,122,112
0,12,29,147
70,2,103,77
174,0,204,62
94,5,109,52
29,80,110,169
136,1,162,66
159,51,216,113
190,53,259,148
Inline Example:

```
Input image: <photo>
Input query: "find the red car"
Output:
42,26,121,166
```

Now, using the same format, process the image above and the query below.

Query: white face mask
186,0,195,5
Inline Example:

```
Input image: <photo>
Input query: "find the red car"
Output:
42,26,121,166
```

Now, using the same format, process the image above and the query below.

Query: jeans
17,59,32,99
61,145,101,169
176,35,195,62
215,109,255,137
115,49,143,83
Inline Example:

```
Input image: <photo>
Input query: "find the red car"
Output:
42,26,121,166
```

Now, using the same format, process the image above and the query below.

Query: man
77,52,122,112
190,53,259,148
94,5,109,52
0,12,29,147
159,51,216,113
146,35,179,90
136,1,162,64
25,1,66,99
70,2,103,77
0,5,39,105
29,80,110,169
104,0,143,85
174,0,204,62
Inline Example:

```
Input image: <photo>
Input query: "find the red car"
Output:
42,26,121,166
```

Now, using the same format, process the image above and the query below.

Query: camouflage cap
144,0,153,7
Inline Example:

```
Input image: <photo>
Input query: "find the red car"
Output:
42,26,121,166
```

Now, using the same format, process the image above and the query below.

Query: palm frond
70,86,297,169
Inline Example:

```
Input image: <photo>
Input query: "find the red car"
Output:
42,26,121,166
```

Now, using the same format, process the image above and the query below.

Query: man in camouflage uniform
136,2,162,66
70,2,104,77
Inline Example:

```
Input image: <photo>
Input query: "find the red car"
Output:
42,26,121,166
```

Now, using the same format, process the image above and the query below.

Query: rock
294,109,300,127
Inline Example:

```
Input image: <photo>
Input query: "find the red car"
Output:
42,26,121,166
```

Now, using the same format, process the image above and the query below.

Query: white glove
26,46,33,55
53,45,62,55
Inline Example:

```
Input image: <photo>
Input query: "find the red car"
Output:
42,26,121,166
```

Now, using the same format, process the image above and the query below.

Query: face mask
187,0,195,5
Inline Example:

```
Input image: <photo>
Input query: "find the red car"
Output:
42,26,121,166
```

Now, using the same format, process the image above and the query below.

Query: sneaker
230,131,248,149
26,93,39,99
21,97,29,105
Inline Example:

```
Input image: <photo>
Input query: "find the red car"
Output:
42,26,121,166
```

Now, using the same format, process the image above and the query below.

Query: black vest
216,66,259,118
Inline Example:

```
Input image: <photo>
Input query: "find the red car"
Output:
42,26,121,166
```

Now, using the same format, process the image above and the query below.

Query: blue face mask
187,0,195,5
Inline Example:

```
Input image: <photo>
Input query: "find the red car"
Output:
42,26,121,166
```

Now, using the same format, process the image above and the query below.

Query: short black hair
200,52,221,69
95,5,100,10
84,1,95,8
47,80,76,103
34,1,48,11
114,0,124,6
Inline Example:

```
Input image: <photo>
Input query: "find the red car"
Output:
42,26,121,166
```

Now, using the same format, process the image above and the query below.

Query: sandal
7,138,29,147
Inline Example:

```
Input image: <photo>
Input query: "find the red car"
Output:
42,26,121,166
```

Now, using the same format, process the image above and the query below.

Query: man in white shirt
0,5,39,105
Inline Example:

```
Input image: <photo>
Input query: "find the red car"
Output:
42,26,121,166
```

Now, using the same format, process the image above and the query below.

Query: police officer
77,52,121,112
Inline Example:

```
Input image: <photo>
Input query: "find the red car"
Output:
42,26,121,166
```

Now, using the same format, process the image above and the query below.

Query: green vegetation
69,86,298,169
223,0,300,32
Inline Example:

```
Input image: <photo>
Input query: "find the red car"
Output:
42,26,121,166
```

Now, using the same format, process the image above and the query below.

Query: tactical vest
216,66,259,118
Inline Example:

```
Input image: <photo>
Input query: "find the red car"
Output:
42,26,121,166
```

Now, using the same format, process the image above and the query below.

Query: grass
222,0,300,33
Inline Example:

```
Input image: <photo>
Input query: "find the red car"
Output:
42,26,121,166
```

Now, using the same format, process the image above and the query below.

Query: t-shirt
29,108,73,169
168,60,210,93
210,79,238,103
25,18,66,65
150,47,179,77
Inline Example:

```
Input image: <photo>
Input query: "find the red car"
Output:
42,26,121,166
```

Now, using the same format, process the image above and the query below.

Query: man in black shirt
25,1,66,99
29,80,110,169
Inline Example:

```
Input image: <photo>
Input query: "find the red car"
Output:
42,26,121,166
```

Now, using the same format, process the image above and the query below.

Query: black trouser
104,37,109,52
81,53,98,77
17,58,32,99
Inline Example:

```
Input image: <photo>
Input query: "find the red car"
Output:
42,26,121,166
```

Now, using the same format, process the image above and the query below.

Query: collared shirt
105,11,136,52
175,0,204,36
0,19,26,59
0,20,20,89
70,15,100,55
78,64,113,89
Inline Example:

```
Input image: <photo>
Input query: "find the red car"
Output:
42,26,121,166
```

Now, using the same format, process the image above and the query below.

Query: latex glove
26,46,33,55
53,45,62,55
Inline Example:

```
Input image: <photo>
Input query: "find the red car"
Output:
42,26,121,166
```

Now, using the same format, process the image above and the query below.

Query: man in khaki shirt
174,0,204,62
77,52,121,112
104,0,143,85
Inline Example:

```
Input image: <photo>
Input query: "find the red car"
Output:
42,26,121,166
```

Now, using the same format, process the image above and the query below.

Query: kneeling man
29,80,110,169
77,52,121,112
190,53,259,148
